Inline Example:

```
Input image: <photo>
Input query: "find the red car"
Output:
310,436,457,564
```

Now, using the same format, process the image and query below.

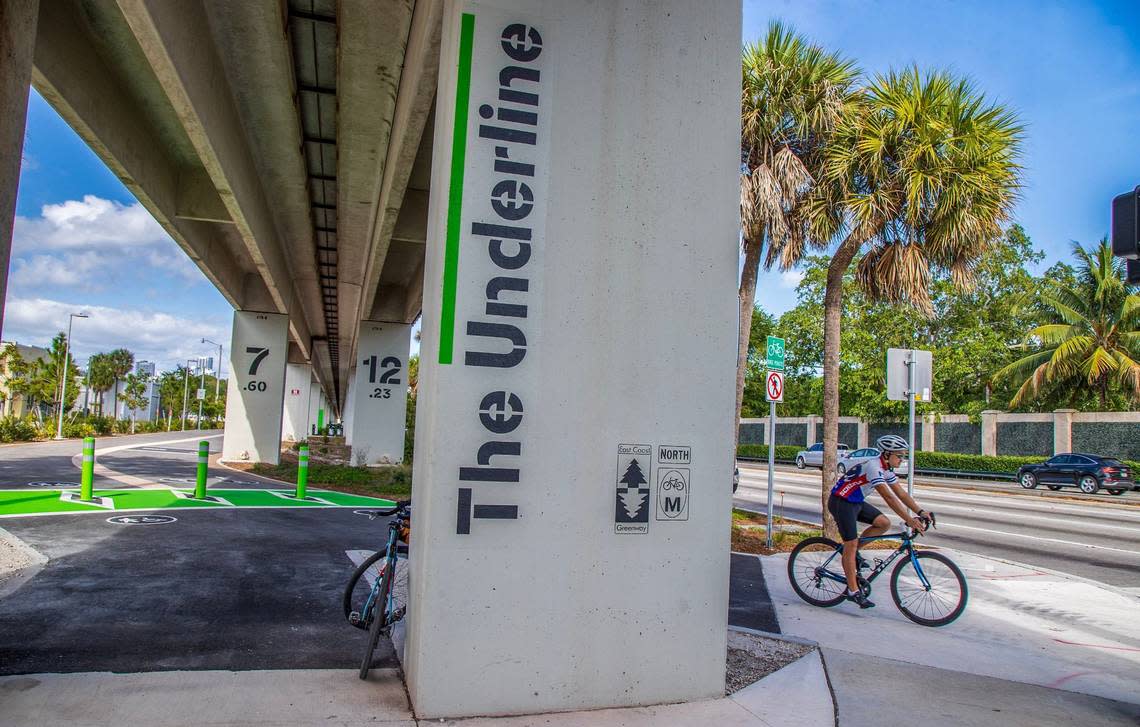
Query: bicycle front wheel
890,551,968,627
343,549,387,631
787,536,847,607
359,564,393,680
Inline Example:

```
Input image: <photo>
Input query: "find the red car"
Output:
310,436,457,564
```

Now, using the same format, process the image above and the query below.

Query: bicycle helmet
876,434,909,454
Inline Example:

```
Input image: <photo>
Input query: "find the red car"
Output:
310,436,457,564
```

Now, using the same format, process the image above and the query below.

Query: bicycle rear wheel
359,564,393,680
787,536,847,607
890,551,968,627
343,549,387,630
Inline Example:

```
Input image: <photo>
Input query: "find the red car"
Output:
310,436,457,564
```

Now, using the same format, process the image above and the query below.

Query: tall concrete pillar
0,0,39,342
857,420,869,448
220,311,289,464
281,363,313,442
1053,409,1076,455
406,1,740,718
346,321,410,464
306,383,320,435
980,410,1000,456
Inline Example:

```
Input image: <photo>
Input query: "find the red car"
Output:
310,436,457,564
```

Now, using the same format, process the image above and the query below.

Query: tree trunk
735,237,764,451
820,237,861,540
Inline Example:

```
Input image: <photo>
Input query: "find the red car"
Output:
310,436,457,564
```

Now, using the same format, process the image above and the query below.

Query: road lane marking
737,479,1140,529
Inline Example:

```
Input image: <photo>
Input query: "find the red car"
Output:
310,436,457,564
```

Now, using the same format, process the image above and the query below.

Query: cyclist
828,434,933,609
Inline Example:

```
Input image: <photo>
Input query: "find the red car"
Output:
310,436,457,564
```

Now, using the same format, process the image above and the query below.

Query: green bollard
195,440,209,499
80,437,95,501
296,445,309,500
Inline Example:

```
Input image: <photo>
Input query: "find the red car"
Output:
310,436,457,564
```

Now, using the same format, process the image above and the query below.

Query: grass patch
245,458,412,501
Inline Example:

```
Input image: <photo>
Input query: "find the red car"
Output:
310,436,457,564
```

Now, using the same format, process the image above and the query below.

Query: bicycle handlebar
362,499,411,519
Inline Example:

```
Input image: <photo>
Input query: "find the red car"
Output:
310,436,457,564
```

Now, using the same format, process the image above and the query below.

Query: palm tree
86,353,116,417
736,22,859,445
106,348,134,420
996,240,1140,408
816,68,1023,535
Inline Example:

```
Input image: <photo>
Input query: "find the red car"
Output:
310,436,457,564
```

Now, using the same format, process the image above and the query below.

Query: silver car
837,447,909,476
795,442,849,469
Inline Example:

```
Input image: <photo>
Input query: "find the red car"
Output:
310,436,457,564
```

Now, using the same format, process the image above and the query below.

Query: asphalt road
0,430,274,490
735,462,1140,589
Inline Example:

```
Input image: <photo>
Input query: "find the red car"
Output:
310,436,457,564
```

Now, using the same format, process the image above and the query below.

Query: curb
727,627,838,727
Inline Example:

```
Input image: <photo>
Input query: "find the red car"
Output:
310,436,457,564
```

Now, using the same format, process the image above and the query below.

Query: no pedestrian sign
765,370,784,403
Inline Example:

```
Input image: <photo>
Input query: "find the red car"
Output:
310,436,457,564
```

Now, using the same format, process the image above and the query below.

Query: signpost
887,348,933,496
764,337,785,548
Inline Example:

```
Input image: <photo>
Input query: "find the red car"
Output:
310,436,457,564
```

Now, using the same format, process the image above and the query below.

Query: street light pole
55,312,89,440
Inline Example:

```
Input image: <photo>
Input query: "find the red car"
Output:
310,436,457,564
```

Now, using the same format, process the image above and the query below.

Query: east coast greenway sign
437,10,550,536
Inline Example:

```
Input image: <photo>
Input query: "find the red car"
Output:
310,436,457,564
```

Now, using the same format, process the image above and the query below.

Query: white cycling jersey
830,455,898,503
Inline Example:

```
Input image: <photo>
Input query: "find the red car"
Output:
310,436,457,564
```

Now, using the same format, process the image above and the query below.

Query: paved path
735,462,1140,589
755,548,1140,708
0,508,399,675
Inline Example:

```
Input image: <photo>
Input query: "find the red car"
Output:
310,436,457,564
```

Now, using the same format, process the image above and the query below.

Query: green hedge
737,444,803,462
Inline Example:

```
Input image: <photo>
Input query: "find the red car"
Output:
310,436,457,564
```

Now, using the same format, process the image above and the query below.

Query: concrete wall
407,0,740,717
740,411,1140,458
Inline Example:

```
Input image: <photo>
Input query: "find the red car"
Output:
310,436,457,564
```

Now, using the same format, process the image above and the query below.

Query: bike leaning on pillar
343,500,411,679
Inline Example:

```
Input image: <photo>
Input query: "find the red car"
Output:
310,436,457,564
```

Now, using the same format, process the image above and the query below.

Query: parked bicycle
342,499,410,680
786,515,968,627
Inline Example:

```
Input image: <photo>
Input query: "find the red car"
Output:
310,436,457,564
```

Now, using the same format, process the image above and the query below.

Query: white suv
795,442,849,469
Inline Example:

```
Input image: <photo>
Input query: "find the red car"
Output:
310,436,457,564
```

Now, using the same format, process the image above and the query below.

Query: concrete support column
1053,409,1076,455
857,420,869,448
980,410,1000,456
0,0,39,341
406,1,739,718
346,321,411,464
281,363,313,442
220,311,289,464
306,383,321,435
921,416,935,452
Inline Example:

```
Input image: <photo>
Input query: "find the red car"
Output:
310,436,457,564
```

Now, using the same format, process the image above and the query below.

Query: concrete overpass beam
31,0,249,308
0,0,38,341
175,169,231,222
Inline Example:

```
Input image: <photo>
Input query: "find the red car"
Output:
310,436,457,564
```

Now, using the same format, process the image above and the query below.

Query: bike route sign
766,335,785,371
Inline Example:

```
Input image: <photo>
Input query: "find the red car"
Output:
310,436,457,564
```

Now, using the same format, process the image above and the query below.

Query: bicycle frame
815,531,933,590
363,524,400,626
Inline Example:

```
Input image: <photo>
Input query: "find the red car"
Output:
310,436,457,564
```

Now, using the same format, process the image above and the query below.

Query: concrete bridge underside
2,0,444,415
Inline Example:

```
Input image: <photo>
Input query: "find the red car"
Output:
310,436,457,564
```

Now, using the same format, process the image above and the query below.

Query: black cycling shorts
827,494,883,542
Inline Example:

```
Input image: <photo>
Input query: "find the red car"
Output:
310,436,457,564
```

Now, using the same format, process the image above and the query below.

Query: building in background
0,341,50,418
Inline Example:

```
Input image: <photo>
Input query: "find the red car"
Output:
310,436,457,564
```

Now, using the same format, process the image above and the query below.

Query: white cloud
13,195,167,251
11,252,107,289
2,297,230,372
780,270,806,288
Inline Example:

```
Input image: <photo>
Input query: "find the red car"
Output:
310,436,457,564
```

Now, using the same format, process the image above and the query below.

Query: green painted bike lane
0,488,396,517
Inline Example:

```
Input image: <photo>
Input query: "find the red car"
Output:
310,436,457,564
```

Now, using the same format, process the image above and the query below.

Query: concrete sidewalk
753,547,1140,725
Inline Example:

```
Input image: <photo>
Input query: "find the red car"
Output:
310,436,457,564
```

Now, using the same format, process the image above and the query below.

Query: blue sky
4,1,1138,368
745,0,1140,314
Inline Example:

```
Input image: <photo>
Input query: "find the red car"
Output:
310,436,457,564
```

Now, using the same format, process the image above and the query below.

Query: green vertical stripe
439,12,476,365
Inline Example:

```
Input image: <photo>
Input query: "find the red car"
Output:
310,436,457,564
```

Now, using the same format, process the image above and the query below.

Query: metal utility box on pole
887,348,932,496
764,336,785,549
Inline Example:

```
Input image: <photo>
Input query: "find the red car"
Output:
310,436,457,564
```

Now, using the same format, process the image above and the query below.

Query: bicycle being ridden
786,435,967,627
342,499,411,680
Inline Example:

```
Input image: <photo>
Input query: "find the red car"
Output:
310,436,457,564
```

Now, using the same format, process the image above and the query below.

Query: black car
1017,453,1135,496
